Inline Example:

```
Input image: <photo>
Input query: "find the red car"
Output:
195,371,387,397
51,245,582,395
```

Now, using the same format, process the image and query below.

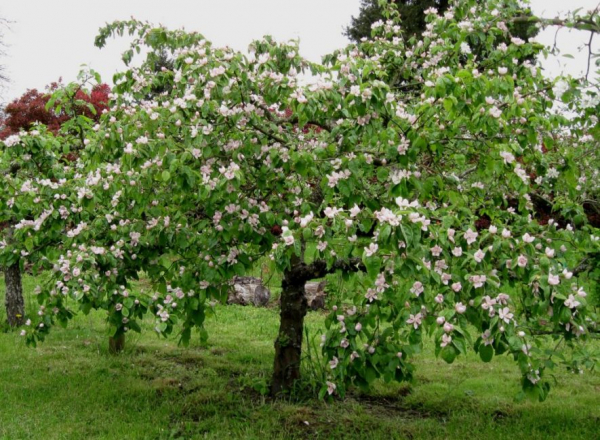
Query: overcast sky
0,0,598,104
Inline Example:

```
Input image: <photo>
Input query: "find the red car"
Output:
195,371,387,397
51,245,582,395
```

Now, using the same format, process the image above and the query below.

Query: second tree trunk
4,262,25,327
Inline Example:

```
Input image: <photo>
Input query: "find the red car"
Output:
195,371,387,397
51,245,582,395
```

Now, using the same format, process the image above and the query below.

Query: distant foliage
0,83,110,139
345,0,538,46
346,0,451,41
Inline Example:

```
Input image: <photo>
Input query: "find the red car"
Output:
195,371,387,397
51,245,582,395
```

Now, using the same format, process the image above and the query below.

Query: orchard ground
0,275,598,440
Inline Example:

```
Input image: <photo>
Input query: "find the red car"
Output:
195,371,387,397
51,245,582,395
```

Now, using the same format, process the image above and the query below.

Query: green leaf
440,345,457,364
479,344,493,362
160,254,173,269
363,256,382,281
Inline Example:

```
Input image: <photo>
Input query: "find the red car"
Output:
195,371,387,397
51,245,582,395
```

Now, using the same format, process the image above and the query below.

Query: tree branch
286,257,366,284
512,15,600,33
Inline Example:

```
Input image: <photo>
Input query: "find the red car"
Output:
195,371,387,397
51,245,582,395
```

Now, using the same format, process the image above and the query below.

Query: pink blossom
522,233,535,243
406,313,423,329
469,275,487,288
299,212,314,227
375,273,389,292
283,235,295,246
365,289,377,302
455,302,466,314
464,228,478,245
498,307,513,323
329,357,339,369
482,329,494,346
474,249,485,263
326,381,336,395
431,245,442,256
441,273,452,285
364,243,378,257
324,206,342,218
564,294,580,309
496,293,510,305
410,281,424,296
441,334,452,347
481,296,497,310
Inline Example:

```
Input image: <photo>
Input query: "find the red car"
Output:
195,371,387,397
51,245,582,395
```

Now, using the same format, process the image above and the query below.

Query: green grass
1,275,599,440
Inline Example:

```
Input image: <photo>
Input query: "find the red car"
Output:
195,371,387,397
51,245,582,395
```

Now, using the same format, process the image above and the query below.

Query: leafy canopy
2,0,598,401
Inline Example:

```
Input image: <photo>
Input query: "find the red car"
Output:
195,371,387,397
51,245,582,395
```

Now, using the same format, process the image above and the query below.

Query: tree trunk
4,261,25,327
271,269,308,395
109,334,125,354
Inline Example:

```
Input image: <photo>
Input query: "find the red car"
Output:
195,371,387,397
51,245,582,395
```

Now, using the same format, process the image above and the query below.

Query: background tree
345,0,450,41
345,0,540,98
0,82,110,139
345,1,539,59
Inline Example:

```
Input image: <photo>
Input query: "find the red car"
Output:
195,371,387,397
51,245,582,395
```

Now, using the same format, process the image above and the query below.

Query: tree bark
271,268,308,395
270,257,365,395
109,334,125,354
4,261,25,327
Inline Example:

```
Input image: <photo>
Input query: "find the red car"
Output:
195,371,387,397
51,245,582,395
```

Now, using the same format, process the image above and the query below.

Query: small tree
0,76,109,328
0,128,65,327
16,0,599,400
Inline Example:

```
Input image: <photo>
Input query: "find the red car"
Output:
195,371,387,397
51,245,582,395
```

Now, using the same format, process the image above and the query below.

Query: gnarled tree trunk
4,261,24,327
271,268,308,395
270,257,365,395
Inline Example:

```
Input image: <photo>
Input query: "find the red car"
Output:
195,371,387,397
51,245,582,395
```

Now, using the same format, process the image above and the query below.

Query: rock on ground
305,280,327,310
227,276,271,307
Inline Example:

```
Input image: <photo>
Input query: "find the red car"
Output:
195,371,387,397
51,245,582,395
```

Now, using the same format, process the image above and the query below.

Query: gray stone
227,276,271,307
305,280,327,310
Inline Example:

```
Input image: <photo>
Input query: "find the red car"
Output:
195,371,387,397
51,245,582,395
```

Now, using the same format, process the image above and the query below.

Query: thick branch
512,16,600,33
573,252,599,275
286,257,366,284
249,120,287,144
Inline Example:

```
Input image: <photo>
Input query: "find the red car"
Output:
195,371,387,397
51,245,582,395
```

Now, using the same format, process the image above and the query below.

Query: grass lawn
0,274,599,440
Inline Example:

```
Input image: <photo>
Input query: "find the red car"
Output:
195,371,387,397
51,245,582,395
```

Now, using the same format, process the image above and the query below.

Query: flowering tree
0,75,109,327
10,0,599,399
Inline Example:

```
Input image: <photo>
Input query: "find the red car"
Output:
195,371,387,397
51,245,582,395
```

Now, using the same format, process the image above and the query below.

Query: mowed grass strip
1,275,598,440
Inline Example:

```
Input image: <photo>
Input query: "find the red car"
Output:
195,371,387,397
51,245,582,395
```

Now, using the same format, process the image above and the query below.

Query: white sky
0,0,598,104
